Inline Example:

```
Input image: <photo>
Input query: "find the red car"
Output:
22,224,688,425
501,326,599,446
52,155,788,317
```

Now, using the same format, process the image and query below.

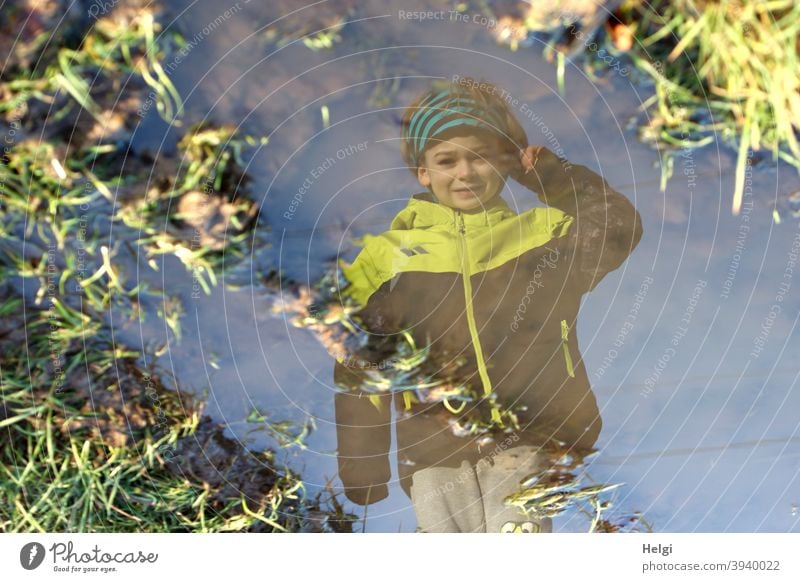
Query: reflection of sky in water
126,0,800,532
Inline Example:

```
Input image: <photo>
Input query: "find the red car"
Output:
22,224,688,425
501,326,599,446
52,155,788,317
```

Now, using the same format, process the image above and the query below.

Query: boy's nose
455,160,478,180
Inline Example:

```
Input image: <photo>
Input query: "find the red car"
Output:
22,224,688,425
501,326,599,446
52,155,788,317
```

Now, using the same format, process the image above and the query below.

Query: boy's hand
502,146,547,189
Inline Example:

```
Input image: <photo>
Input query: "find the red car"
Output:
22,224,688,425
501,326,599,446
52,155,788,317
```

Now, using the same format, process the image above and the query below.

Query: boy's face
416,131,510,212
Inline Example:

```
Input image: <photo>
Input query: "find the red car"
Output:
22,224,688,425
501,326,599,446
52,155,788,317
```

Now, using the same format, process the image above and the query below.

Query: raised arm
512,147,643,292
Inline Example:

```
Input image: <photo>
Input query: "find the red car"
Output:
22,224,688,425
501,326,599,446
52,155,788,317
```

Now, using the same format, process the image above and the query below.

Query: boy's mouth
452,185,482,196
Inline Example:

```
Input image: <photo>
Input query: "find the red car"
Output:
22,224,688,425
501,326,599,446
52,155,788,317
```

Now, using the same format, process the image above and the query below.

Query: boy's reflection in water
332,78,643,532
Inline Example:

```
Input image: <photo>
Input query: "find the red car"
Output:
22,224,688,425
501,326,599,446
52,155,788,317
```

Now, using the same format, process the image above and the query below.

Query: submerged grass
270,266,525,435
1,9,182,126
626,0,800,214
560,0,800,214
116,123,267,296
481,0,800,214
502,446,650,533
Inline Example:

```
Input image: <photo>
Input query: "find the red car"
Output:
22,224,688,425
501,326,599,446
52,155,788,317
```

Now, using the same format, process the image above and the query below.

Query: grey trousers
410,445,553,533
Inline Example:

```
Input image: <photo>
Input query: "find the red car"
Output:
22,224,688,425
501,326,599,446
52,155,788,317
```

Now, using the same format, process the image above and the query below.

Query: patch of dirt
172,190,259,251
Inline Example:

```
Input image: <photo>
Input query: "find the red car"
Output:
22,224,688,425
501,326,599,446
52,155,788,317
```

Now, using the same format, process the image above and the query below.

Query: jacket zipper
456,211,501,422
560,319,576,378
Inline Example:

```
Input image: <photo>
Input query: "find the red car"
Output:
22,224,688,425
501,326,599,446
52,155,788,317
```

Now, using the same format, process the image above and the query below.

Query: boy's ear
416,165,431,188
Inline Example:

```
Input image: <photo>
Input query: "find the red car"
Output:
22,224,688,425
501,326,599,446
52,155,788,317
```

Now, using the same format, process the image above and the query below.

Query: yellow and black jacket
333,149,643,504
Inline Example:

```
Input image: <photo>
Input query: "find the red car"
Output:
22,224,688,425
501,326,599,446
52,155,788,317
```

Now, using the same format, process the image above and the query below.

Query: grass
114,123,267,296
625,0,800,214
1,10,183,126
475,0,799,214
0,137,147,324
1,6,267,298
0,9,262,328
502,445,650,533
0,4,348,533
0,293,355,532
553,0,800,215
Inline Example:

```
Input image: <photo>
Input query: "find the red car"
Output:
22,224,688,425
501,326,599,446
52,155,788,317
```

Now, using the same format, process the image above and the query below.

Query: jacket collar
390,191,517,231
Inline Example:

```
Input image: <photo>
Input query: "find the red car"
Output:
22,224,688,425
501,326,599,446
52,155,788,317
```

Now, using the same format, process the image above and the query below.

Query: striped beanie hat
404,88,510,167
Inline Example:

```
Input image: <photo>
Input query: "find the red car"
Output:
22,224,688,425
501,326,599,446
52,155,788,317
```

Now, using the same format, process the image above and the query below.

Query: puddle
6,0,798,533
120,0,800,533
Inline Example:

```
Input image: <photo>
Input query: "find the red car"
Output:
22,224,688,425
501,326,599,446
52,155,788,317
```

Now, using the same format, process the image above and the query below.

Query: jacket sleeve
334,388,393,506
333,251,400,506
528,148,644,292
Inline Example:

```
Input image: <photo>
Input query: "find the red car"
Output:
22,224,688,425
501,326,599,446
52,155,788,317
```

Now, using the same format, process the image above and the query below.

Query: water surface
124,0,800,532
